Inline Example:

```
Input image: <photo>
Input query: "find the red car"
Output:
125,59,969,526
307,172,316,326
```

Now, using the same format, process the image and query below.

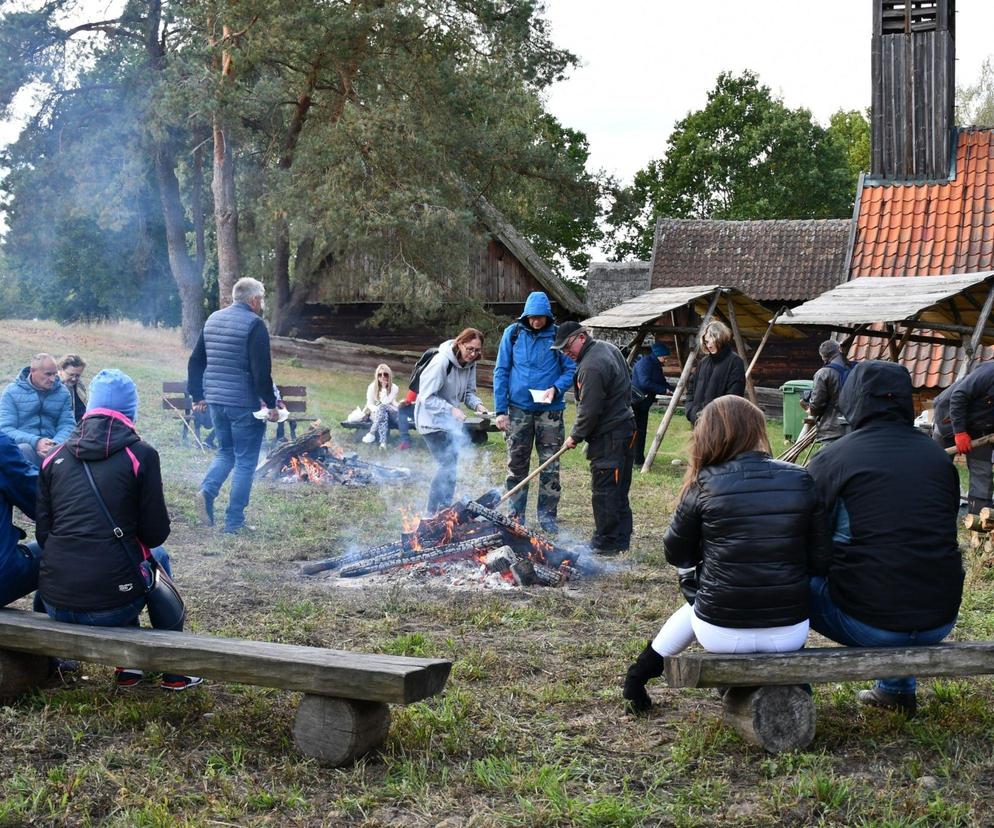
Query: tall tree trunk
212,114,240,307
155,142,205,347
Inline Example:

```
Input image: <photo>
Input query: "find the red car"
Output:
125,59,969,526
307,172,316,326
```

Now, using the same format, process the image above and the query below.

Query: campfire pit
255,425,410,487
303,498,584,588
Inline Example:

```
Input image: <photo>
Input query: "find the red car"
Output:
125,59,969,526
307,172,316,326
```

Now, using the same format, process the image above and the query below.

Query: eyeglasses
463,346,482,355
377,372,389,377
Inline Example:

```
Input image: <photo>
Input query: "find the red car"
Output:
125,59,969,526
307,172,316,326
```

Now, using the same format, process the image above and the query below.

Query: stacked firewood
963,507,994,564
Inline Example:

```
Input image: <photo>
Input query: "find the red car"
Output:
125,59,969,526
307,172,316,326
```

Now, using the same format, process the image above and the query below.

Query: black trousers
632,400,653,465
586,420,636,552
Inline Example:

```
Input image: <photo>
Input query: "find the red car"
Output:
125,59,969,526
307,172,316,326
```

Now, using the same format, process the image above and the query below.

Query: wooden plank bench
162,383,315,443
0,608,451,766
664,643,994,753
339,415,499,445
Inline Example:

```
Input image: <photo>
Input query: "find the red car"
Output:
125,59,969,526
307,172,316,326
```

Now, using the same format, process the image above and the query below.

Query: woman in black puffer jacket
623,395,831,714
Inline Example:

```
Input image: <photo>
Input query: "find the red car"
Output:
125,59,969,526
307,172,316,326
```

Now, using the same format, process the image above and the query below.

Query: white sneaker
362,432,376,444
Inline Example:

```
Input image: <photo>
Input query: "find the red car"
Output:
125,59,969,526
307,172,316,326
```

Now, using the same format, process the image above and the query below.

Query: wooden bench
0,608,451,766
339,415,499,445
162,383,314,443
664,643,994,753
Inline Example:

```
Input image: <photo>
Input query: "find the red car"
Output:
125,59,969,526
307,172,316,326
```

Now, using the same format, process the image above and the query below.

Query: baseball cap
551,321,585,350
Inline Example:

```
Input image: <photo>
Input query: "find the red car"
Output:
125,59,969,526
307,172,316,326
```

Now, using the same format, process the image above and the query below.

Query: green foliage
957,56,994,127
828,108,871,186
606,71,854,260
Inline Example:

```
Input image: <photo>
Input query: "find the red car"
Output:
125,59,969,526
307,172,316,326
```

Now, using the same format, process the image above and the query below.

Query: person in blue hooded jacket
631,342,672,466
0,354,76,467
493,292,576,534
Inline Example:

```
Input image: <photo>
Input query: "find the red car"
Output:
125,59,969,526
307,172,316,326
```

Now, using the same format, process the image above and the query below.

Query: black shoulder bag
81,462,186,630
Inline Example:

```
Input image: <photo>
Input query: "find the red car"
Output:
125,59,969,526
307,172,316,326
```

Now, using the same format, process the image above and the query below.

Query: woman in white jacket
414,328,488,513
363,364,399,447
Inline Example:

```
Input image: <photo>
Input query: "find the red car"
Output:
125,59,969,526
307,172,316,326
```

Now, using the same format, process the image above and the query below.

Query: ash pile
303,494,588,588
255,426,410,487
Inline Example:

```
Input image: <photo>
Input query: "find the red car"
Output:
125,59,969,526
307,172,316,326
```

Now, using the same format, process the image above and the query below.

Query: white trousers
651,602,809,657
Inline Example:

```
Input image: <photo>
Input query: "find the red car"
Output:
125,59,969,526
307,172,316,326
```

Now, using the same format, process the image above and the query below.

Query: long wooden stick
162,396,207,453
946,432,994,456
498,444,571,506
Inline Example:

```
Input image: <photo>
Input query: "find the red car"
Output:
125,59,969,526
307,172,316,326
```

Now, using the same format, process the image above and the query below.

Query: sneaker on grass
115,668,144,687
361,431,376,444
160,674,204,692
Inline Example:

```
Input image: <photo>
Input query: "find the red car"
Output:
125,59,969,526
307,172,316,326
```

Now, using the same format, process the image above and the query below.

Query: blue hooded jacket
493,292,576,414
0,431,38,604
0,366,76,449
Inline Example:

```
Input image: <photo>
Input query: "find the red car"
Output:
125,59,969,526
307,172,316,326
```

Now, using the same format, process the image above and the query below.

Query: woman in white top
363,364,399,447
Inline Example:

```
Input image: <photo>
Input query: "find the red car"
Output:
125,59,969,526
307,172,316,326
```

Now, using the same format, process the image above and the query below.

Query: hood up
839,360,914,430
64,410,142,462
518,291,554,324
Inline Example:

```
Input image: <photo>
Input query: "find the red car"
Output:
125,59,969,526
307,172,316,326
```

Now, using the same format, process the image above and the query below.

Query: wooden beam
664,642,994,689
625,322,653,367
957,283,994,380
642,288,722,472
0,609,451,705
745,306,785,380
726,299,757,405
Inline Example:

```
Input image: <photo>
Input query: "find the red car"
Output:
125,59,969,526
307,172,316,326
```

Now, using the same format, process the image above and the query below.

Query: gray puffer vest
203,302,262,409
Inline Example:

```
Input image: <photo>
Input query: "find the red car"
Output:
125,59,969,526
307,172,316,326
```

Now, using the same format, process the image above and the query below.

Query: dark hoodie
806,361,962,631
37,410,170,611
685,343,746,424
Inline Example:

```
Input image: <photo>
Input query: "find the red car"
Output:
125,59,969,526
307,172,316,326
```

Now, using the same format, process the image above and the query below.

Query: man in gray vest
188,278,278,533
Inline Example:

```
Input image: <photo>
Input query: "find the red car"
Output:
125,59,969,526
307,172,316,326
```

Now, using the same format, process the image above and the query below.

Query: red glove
954,432,973,454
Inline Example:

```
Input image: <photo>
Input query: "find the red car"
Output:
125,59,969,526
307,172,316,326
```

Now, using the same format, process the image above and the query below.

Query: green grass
2,319,994,826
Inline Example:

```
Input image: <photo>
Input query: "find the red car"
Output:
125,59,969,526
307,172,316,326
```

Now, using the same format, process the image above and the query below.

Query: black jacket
808,356,850,442
685,344,746,424
663,451,830,629
932,361,994,442
806,361,962,632
570,338,635,443
37,411,170,611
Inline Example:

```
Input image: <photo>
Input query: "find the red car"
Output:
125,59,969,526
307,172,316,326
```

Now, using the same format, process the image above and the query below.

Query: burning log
338,533,504,577
256,426,331,478
301,541,403,575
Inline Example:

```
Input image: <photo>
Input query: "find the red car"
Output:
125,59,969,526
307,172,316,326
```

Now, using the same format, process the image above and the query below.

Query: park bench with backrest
663,642,994,753
0,608,451,766
162,382,314,443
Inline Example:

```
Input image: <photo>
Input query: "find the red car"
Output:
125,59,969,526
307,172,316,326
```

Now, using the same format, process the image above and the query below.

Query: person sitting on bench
0,431,42,607
35,369,202,691
362,364,400,448
622,395,830,714
806,361,962,717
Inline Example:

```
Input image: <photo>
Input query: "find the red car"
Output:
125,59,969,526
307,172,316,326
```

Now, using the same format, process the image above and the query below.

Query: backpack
826,360,854,389
409,347,453,393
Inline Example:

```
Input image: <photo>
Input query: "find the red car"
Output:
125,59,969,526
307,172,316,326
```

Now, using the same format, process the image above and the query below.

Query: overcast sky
541,0,994,185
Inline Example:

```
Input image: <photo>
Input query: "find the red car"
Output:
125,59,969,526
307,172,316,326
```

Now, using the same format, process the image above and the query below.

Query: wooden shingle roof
648,219,852,302
849,129,994,387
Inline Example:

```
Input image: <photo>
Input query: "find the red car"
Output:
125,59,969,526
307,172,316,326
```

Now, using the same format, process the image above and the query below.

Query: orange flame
288,454,325,481
321,438,345,460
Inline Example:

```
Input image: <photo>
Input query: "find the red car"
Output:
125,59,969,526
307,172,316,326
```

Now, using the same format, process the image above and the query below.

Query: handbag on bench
81,462,187,630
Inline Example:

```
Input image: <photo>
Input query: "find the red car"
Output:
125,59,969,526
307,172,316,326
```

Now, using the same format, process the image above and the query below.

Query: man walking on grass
188,278,278,534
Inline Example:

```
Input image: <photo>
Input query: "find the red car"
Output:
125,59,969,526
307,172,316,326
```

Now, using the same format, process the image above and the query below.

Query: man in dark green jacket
554,322,635,555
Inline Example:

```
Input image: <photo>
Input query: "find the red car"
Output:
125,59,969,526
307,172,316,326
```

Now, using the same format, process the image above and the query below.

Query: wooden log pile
964,507,994,564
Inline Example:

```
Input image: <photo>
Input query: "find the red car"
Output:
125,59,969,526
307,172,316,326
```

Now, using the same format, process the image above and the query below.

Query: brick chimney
871,0,955,180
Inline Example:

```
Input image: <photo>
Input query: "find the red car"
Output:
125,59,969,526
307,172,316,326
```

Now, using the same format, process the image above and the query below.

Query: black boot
623,641,666,715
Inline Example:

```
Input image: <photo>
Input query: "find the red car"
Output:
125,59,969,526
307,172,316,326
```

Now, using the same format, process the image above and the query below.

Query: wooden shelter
583,284,800,471
782,272,994,363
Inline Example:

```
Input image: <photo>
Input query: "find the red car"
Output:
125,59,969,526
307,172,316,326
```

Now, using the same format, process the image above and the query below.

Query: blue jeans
43,546,177,629
397,407,414,440
422,430,460,514
809,576,956,694
202,405,266,531
1,542,41,607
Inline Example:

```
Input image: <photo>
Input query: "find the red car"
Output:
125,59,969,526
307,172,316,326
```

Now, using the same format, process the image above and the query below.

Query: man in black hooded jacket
806,361,962,716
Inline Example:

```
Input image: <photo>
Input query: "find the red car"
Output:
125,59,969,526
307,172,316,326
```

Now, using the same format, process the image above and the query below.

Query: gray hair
818,339,841,361
232,277,265,304
30,353,55,370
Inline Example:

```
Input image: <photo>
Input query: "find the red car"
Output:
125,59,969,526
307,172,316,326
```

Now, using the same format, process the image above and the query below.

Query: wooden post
292,695,391,766
642,288,723,472
726,299,757,405
0,649,50,698
957,282,994,380
625,322,653,367
721,685,816,753
746,306,785,380
671,311,683,366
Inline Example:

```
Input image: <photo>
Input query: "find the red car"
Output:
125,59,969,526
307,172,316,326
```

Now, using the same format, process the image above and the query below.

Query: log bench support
0,609,451,766
665,642,994,753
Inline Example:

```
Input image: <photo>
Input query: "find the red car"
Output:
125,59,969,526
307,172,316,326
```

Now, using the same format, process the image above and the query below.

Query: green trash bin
780,380,814,443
